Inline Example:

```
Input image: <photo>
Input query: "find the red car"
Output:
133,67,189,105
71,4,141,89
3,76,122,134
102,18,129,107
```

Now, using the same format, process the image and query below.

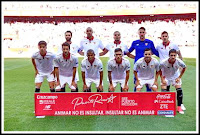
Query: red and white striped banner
35,92,176,116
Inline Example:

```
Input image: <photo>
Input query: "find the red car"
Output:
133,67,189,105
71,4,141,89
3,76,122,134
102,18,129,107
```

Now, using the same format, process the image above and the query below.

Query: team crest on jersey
94,42,96,44
145,43,148,46
151,65,154,68
169,47,171,49
112,46,114,48
161,47,163,49
94,65,97,67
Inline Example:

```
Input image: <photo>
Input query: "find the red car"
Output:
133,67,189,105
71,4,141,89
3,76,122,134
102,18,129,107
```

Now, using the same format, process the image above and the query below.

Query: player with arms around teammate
32,41,56,92
107,48,130,92
81,49,103,92
54,42,78,92
126,27,159,92
134,48,159,92
159,49,186,114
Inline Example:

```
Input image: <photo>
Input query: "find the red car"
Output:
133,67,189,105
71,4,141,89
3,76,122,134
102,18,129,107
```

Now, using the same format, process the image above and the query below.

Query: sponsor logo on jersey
145,43,148,46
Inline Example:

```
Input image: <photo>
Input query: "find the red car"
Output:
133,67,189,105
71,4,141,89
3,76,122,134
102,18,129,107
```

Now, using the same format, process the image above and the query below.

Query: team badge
112,46,114,48
94,42,96,44
94,65,97,67
169,47,171,49
161,47,163,49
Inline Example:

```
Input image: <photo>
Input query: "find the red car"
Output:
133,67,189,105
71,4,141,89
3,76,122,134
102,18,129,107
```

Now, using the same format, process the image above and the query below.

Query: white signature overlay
71,94,117,110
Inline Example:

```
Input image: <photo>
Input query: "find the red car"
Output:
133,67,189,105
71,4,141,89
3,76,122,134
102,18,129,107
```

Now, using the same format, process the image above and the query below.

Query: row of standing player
31,27,186,114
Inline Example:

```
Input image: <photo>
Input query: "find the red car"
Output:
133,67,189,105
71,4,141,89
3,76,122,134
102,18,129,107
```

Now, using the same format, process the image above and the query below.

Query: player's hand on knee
175,77,181,83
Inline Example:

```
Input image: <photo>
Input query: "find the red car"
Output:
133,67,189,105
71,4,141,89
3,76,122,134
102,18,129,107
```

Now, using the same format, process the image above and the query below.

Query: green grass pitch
3,57,197,132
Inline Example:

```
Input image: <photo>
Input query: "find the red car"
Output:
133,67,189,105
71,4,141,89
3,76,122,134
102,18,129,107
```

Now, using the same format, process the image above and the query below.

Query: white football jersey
54,53,78,77
32,51,56,74
160,58,186,80
57,42,80,56
105,42,129,60
156,42,180,62
81,58,103,79
134,57,160,80
79,38,104,58
107,58,130,80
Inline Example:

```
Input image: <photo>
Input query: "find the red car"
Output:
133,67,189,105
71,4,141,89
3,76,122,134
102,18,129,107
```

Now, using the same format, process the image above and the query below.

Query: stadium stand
2,2,197,58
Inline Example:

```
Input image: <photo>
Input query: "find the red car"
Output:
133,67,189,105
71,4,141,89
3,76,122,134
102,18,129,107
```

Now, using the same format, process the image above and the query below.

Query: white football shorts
35,73,55,83
136,78,157,89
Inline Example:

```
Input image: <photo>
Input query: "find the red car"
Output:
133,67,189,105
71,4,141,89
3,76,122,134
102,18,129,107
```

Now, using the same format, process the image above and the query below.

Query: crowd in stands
3,19,196,51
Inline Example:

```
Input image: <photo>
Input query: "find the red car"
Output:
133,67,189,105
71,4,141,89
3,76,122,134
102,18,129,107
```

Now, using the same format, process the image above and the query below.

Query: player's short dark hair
38,41,47,46
169,49,177,55
144,48,151,52
114,31,120,35
87,49,95,55
161,31,168,35
62,42,70,49
65,31,72,36
139,27,146,31
114,48,122,53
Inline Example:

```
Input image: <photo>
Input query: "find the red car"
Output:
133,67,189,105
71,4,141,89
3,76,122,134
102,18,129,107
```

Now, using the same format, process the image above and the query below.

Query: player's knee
151,85,157,92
